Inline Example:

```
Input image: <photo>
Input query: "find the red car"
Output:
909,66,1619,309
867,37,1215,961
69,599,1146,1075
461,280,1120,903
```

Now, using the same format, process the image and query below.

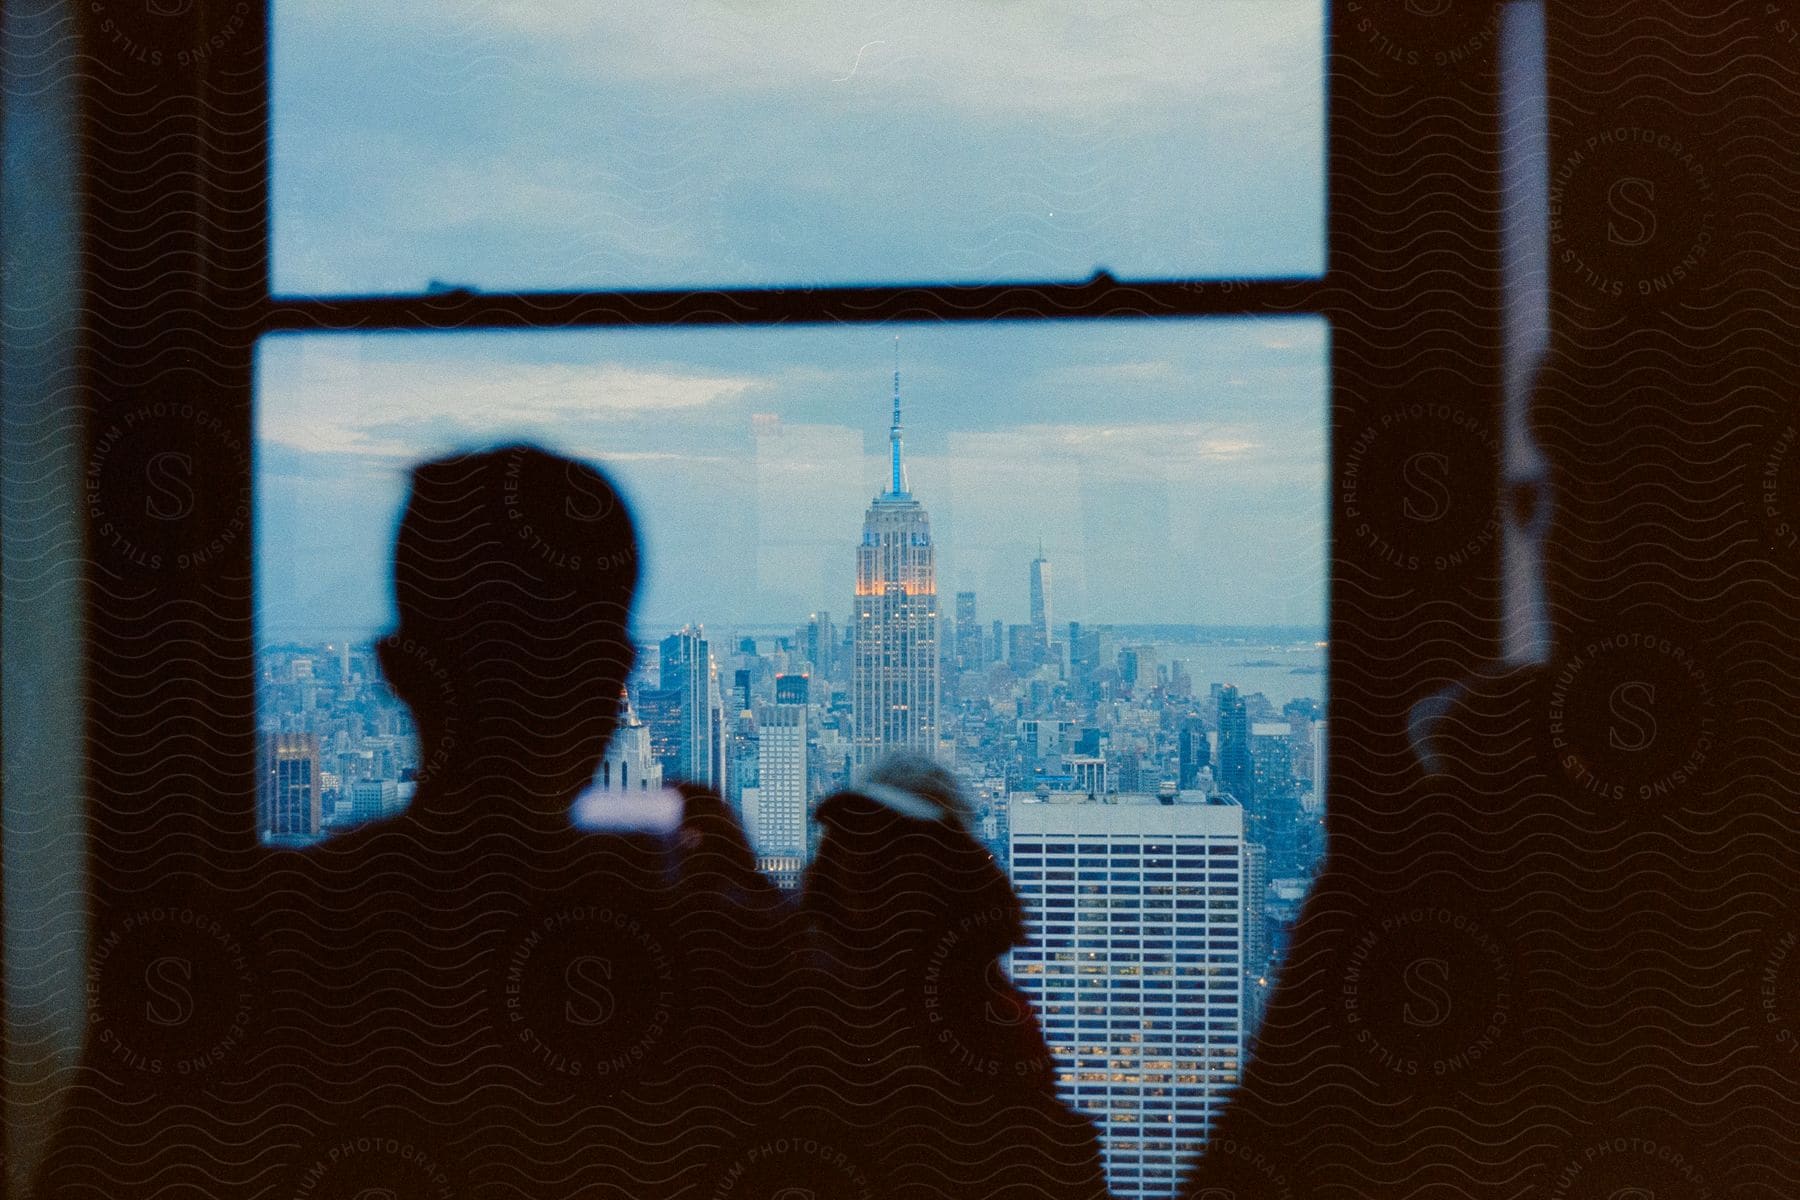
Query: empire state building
851,344,940,768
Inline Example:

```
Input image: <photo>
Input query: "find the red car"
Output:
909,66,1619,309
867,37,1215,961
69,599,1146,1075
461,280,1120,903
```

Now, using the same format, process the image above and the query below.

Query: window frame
6,0,1513,1184
249,2,1345,841
69,0,1510,934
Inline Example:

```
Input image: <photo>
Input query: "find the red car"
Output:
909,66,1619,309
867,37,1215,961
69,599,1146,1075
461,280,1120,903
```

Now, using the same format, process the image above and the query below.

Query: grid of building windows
748,678,810,858
1010,799,1244,1200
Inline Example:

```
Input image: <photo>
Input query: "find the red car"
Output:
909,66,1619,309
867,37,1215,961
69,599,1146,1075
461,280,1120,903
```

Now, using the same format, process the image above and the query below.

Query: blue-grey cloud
256,319,1326,641
271,0,1325,293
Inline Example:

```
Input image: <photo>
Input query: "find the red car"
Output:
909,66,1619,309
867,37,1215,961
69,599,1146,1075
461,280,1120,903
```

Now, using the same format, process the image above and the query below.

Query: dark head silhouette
806,752,1021,968
796,753,1107,1200
375,444,639,827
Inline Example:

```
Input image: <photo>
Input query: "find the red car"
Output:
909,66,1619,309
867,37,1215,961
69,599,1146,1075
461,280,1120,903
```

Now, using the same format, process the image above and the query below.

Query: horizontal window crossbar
261,274,1331,333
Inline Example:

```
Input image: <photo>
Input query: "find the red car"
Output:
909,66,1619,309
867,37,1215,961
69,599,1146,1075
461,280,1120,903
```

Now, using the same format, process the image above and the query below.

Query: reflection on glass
254,319,1327,1191
272,1,1326,293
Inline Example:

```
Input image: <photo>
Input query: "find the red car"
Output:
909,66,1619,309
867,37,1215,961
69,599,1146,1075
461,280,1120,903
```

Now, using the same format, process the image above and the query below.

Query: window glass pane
272,2,1326,294
254,318,1328,1179
257,321,1325,643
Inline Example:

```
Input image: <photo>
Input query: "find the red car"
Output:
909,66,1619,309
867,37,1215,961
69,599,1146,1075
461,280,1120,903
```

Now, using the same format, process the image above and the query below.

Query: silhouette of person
783,752,1108,1200
36,445,793,1199
1179,347,1789,1196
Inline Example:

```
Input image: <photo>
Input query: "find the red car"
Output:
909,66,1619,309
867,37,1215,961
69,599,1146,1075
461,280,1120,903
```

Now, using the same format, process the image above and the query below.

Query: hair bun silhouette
811,753,1022,954
850,751,977,833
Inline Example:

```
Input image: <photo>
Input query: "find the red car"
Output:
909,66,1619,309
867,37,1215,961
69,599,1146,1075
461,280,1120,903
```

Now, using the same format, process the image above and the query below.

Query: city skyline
254,324,1329,1187
256,319,1328,643
255,608,1325,1190
257,469,1326,1187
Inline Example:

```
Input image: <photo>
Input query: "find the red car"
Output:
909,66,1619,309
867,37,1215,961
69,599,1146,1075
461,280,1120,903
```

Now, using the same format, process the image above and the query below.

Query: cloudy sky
272,0,1324,292
260,2,1327,643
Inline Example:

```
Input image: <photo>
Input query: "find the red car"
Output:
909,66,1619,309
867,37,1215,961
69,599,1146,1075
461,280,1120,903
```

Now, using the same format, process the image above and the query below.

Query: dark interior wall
1186,2,1800,1196
73,0,267,899
42,0,1512,1004
2,1,1511,1183
36,0,1800,1196
3,0,267,1184
1529,6,1800,1184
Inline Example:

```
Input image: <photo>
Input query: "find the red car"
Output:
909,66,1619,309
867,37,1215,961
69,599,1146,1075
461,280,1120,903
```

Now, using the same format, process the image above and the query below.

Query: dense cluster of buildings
256,359,1325,1198
258,646,416,841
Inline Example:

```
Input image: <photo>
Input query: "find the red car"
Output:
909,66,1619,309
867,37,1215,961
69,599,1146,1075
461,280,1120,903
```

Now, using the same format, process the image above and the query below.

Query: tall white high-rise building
852,342,939,767
1009,797,1245,1200
747,676,809,858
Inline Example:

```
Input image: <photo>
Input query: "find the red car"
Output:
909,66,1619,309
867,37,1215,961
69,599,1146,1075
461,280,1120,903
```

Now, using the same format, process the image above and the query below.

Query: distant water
1149,641,1326,709
675,626,1328,710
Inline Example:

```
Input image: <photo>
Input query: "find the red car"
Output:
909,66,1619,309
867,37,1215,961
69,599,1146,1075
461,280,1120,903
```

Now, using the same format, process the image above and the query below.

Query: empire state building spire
889,335,908,496
853,335,938,768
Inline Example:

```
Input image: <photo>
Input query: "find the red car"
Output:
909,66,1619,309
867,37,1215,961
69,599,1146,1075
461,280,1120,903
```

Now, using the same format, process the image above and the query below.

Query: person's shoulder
254,813,434,910
272,812,419,867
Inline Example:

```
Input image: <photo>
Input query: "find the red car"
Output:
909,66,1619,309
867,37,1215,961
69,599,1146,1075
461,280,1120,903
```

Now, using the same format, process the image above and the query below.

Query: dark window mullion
260,276,1333,334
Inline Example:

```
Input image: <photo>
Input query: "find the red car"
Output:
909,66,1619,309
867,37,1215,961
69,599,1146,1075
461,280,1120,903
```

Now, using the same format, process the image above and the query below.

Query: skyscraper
595,705,663,794
775,672,810,706
1216,684,1253,804
1009,797,1246,1199
1178,715,1210,789
1007,623,1037,672
1252,721,1300,874
261,732,322,840
955,591,981,669
748,674,809,860
806,611,835,679
1251,722,1294,800
1284,701,1317,789
851,343,939,768
1070,621,1102,695
659,631,688,691
636,685,685,780
1243,841,1272,1033
1311,716,1328,812
1029,546,1052,661
726,712,758,808
1118,646,1142,692
661,625,722,786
